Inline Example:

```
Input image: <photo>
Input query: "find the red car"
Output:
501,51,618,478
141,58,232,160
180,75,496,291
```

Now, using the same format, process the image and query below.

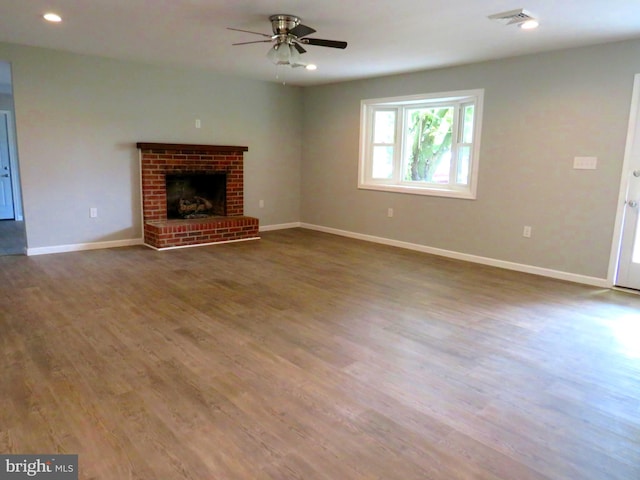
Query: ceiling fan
228,14,348,67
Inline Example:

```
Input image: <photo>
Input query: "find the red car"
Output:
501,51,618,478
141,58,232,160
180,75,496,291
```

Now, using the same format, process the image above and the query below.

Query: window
358,89,484,199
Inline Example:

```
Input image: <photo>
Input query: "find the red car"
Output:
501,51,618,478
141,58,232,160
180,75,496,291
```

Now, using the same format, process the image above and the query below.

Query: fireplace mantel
136,143,248,153
137,142,258,250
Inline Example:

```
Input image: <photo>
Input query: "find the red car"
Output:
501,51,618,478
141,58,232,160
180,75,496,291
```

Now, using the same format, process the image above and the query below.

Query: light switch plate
573,156,597,170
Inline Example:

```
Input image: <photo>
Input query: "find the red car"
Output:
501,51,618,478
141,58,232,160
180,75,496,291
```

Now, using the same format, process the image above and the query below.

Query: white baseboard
27,238,144,256
259,222,302,232
299,223,610,288
23,223,611,288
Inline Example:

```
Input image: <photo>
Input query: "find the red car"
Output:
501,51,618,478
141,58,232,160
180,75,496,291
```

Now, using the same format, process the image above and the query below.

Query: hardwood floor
1,228,639,479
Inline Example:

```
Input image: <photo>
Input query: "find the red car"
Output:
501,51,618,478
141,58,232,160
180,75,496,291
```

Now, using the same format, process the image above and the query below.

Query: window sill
357,183,476,199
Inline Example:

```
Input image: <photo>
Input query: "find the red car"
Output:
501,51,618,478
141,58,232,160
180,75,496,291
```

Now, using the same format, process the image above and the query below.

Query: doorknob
628,200,638,208
0,174,8,178
634,170,640,177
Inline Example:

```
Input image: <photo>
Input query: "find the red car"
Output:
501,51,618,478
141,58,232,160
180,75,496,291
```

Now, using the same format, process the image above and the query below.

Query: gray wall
0,43,302,249
301,39,640,279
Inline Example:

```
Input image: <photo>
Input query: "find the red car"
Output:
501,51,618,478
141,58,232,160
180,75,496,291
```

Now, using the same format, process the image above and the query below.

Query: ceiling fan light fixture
266,42,301,66
288,43,301,65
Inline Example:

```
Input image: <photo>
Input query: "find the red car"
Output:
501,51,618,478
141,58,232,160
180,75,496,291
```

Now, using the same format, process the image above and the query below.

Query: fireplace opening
166,173,226,219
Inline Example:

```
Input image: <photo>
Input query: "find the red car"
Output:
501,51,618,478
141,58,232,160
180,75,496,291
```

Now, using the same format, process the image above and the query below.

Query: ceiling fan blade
293,43,307,54
302,38,348,49
232,39,274,46
227,27,272,38
289,23,316,38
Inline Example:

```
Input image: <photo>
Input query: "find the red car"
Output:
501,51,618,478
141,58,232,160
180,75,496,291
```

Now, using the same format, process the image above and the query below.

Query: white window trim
358,89,484,199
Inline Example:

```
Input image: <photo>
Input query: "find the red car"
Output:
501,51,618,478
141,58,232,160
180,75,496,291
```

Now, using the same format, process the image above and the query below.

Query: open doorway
0,61,26,255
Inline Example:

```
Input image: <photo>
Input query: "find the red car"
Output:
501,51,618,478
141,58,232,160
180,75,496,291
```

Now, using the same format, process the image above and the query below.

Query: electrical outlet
523,225,532,238
387,208,394,218
259,199,264,208
90,207,98,218
195,119,201,129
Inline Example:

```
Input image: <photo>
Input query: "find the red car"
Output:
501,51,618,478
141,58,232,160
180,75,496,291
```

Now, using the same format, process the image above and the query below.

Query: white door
0,113,14,220
616,74,640,290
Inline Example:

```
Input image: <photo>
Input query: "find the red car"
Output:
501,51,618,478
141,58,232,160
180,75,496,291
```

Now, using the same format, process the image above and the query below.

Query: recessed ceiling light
305,64,317,71
43,13,62,23
489,8,539,30
520,19,539,30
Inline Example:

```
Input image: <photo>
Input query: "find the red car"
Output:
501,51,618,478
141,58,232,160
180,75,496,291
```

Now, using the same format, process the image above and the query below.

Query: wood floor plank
1,228,639,479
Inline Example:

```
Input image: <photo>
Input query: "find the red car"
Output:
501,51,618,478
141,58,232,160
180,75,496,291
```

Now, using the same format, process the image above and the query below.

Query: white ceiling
0,1,639,87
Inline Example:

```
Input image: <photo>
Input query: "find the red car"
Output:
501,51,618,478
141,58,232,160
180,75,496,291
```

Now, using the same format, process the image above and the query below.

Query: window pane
457,146,470,184
372,146,394,179
373,111,395,144
432,152,450,183
403,107,453,183
462,105,474,144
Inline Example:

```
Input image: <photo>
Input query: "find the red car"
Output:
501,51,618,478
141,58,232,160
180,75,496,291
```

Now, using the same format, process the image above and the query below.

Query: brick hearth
137,143,259,249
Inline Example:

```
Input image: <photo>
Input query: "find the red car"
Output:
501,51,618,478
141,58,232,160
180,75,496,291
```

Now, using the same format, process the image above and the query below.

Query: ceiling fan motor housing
269,15,300,36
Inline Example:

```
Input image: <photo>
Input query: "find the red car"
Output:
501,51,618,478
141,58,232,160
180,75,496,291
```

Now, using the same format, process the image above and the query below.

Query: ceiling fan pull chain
275,64,287,85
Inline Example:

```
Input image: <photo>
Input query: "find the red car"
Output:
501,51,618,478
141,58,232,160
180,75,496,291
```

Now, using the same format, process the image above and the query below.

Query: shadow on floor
0,219,26,255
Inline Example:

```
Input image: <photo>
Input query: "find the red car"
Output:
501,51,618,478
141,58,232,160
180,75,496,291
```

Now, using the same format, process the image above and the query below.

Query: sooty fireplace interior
166,173,226,219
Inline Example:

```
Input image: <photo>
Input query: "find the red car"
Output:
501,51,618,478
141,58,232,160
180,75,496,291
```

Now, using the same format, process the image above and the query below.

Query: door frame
0,109,22,221
608,73,640,287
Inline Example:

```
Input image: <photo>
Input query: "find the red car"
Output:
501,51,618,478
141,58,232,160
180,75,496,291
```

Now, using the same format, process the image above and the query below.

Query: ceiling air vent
488,8,535,26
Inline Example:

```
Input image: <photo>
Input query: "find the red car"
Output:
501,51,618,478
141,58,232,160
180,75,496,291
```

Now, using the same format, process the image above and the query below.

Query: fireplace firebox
166,173,226,219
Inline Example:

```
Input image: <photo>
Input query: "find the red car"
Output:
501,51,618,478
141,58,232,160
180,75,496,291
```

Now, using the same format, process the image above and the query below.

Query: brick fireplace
137,143,259,249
